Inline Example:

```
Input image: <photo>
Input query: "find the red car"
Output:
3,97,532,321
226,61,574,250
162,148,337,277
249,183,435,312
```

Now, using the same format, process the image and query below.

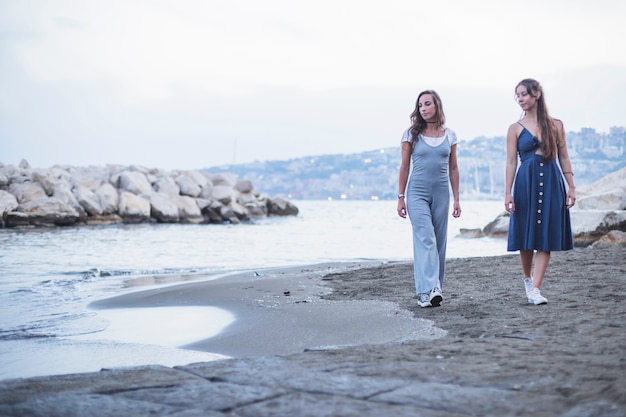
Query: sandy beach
1,246,624,416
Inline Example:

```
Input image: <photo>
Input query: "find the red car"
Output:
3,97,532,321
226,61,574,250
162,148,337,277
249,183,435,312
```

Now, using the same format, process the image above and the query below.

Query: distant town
206,126,626,201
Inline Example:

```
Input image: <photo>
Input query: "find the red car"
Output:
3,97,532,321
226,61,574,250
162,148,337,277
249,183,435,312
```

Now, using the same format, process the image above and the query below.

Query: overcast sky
1,0,625,170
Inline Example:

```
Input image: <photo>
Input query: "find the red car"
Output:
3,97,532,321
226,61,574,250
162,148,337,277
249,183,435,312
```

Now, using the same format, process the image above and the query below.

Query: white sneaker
527,287,548,305
523,277,533,300
417,293,431,308
429,287,443,307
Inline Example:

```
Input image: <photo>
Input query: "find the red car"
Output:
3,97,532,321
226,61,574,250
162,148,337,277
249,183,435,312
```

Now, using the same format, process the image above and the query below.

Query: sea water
0,199,508,380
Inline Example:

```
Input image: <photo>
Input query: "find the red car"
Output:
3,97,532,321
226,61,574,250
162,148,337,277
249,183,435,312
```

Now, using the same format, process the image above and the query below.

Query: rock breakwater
0,159,298,228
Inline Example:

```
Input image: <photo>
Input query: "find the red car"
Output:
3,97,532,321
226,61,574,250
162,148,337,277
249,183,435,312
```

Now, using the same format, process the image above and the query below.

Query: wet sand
87,262,446,357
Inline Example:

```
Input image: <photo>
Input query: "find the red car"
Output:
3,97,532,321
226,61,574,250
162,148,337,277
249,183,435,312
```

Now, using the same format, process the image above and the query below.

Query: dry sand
320,245,626,409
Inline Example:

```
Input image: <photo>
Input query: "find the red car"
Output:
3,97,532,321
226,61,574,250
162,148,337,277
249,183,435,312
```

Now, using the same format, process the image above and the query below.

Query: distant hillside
205,127,626,200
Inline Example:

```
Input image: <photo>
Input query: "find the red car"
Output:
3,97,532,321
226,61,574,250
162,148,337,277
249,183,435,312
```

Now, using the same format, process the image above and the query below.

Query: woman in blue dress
397,90,461,308
505,79,576,305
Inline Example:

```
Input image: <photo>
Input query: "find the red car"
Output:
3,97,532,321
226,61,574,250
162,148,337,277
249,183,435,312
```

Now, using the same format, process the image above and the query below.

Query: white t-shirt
401,127,458,148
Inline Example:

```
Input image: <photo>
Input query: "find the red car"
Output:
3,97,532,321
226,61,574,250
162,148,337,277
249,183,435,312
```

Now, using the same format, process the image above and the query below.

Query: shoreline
83,260,445,358
1,246,624,415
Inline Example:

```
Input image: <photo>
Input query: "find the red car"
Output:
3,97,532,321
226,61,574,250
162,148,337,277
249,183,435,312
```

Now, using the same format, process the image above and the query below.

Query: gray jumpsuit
402,128,456,295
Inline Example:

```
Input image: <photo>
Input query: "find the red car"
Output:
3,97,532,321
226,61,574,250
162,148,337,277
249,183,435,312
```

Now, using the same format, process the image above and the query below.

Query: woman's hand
566,188,576,209
452,201,461,218
505,194,515,214
397,198,407,218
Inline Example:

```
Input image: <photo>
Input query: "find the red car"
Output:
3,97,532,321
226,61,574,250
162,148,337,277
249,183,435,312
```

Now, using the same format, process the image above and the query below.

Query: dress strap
517,121,526,129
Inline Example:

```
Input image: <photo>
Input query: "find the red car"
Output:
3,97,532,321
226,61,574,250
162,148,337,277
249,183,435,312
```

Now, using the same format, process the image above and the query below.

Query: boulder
575,167,626,210
175,174,202,198
118,171,152,195
74,185,103,216
267,196,299,216
69,166,109,190
96,183,119,215
591,230,626,248
199,183,213,199
231,201,250,221
176,196,203,223
212,185,234,205
0,190,18,226
118,192,151,222
2,166,30,185
5,197,80,227
235,179,254,193
153,177,180,199
53,181,85,217
571,210,626,246
482,212,510,238
459,228,484,238
219,204,240,224
32,169,56,196
184,170,208,188
148,192,179,223
212,172,237,187
200,200,224,223
238,193,267,218
9,182,47,204
576,189,625,211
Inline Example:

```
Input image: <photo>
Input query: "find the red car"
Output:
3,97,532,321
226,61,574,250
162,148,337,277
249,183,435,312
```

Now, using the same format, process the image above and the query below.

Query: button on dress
507,126,574,252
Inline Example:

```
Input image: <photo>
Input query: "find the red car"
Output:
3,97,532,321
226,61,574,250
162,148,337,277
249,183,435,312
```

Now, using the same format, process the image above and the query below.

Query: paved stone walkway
1,338,624,417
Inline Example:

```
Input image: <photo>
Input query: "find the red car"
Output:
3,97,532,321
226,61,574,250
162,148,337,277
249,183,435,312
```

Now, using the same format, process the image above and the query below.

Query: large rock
212,185,234,205
53,181,85,216
184,170,209,188
118,192,151,222
74,185,103,216
591,230,626,248
0,170,8,187
575,167,626,210
175,174,202,198
267,196,299,216
482,212,510,238
9,182,48,203
153,177,180,199
5,197,81,227
570,210,626,246
0,190,18,226
32,169,56,196
176,196,203,223
239,193,268,218
118,171,152,195
96,183,119,215
212,172,237,187
148,192,179,223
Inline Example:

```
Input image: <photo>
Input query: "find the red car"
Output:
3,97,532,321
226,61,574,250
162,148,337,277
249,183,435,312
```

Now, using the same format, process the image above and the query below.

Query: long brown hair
409,90,445,147
516,78,559,161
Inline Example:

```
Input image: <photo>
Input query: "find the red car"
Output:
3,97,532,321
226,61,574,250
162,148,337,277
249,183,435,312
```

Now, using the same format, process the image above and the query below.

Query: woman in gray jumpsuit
397,90,461,308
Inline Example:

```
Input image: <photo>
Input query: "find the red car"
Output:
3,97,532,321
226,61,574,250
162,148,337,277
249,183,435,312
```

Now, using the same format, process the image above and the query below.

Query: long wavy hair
517,78,559,161
409,90,445,147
